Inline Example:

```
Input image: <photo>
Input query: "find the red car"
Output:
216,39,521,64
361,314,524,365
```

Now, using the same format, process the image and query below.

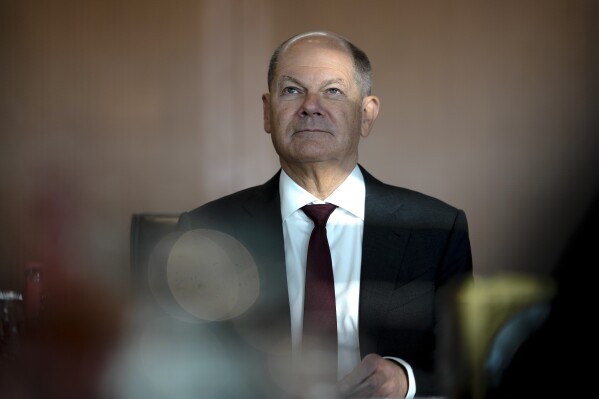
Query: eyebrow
279,75,348,89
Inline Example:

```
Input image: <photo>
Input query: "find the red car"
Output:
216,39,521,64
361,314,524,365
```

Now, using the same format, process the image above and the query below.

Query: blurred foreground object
440,189,599,399
125,217,286,398
438,273,555,399
490,190,599,399
147,229,259,323
0,290,24,359
0,267,125,399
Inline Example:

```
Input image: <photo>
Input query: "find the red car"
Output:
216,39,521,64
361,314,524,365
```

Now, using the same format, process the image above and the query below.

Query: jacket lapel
235,171,292,354
358,167,411,356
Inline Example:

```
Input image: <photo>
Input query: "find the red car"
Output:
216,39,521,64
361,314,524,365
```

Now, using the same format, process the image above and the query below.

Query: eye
282,86,301,95
325,87,342,95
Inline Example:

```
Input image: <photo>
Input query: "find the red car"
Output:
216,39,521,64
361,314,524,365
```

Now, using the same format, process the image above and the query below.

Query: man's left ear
361,96,380,138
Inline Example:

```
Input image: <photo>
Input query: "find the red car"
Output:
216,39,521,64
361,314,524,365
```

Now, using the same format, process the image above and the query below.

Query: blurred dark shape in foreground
0,266,125,399
489,190,598,399
438,191,599,399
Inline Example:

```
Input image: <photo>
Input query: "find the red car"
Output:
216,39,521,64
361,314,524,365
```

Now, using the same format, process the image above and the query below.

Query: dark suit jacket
177,165,473,396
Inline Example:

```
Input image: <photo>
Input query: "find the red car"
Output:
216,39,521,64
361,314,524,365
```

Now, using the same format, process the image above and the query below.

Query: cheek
339,111,362,134
273,110,296,131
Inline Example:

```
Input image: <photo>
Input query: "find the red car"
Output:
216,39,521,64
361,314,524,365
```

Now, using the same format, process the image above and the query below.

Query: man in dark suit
177,31,472,398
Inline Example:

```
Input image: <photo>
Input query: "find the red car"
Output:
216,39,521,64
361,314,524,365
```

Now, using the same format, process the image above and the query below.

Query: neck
281,161,356,200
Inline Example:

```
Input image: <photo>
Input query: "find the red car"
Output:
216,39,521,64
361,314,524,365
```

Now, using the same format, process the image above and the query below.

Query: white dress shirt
279,165,416,398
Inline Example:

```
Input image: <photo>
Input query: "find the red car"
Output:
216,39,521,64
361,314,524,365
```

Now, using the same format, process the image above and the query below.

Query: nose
299,93,323,117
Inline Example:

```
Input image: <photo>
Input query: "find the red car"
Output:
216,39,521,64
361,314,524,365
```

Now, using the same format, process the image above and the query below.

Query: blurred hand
338,353,408,398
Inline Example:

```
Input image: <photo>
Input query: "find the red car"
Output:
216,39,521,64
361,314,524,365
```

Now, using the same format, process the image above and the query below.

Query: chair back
129,213,180,297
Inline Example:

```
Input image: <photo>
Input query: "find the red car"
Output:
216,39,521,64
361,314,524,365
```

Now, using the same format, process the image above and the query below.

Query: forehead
276,37,355,81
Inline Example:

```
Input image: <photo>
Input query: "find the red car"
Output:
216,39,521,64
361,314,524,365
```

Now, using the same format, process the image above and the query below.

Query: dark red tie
301,203,338,370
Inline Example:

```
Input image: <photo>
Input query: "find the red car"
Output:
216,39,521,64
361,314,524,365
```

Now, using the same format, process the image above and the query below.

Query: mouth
294,128,331,135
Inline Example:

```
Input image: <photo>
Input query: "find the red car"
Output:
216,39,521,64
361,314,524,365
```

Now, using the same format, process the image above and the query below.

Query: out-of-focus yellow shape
455,273,555,399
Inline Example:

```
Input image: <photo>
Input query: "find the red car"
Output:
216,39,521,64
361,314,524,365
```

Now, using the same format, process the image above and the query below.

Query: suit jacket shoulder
174,171,291,359
177,170,281,232
360,164,463,223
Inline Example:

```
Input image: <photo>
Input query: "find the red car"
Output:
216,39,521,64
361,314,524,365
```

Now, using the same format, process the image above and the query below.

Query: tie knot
301,203,337,226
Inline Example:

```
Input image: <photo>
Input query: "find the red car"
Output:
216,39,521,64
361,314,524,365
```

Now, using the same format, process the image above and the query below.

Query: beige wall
1,0,597,292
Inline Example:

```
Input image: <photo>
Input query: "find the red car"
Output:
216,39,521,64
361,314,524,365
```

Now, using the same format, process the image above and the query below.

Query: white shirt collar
279,165,365,220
